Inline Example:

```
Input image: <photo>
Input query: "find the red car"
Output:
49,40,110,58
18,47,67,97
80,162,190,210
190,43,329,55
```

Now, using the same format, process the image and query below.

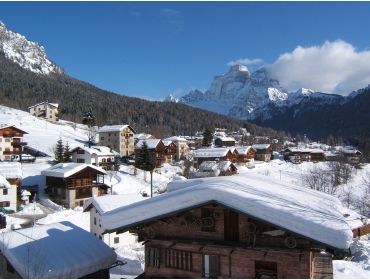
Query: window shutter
209,255,219,278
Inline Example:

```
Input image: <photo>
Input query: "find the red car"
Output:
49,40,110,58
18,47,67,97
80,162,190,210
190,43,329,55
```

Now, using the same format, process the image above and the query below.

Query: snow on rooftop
0,174,11,189
98,124,130,133
0,162,22,179
192,147,230,158
215,136,236,142
199,160,234,173
102,173,353,250
134,133,153,140
71,145,114,156
84,194,148,215
163,136,187,142
41,163,106,178
0,222,116,278
252,143,271,150
236,146,255,154
135,139,161,149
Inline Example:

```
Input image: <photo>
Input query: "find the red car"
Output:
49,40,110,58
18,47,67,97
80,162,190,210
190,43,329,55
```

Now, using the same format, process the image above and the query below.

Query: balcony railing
11,141,27,146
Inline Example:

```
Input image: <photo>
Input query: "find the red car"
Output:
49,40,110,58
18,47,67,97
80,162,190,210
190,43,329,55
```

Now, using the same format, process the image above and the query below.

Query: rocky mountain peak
0,21,63,75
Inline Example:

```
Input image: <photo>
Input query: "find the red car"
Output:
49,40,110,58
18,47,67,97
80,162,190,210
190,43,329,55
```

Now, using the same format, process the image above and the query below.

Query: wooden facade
0,126,28,161
214,138,236,147
254,146,273,162
163,142,177,163
128,203,335,279
195,150,233,166
135,140,166,169
45,167,108,208
236,147,256,164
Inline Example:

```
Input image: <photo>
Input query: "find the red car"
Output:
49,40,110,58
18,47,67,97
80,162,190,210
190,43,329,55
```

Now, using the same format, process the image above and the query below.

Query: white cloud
228,58,263,67
266,40,370,95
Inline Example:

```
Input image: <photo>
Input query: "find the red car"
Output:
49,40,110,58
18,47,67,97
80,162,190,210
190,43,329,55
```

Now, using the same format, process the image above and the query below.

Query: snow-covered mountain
178,65,346,120
0,21,63,75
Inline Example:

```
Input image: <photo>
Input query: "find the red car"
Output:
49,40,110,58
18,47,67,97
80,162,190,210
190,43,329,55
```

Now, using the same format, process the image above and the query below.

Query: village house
341,149,363,164
28,101,59,122
0,162,22,212
41,163,109,208
214,136,236,147
98,125,136,157
135,139,166,169
192,148,233,167
163,136,188,161
253,144,273,162
100,174,352,279
0,222,117,279
191,160,237,178
163,140,177,163
71,145,116,170
283,148,312,163
0,126,28,161
83,194,147,249
134,133,156,144
309,149,326,162
235,146,256,164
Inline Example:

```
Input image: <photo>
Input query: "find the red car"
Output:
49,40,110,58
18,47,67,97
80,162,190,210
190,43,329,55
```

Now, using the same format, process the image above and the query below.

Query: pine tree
135,141,155,197
202,128,213,147
54,138,64,163
63,142,71,162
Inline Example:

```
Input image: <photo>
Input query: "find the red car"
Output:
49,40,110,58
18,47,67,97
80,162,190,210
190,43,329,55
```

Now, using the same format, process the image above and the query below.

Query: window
77,149,85,154
99,235,102,240
101,137,105,140
147,247,161,268
255,261,277,278
114,237,120,244
201,208,215,232
165,249,192,271
77,158,85,163
202,255,219,278
0,201,10,207
3,189,8,195
94,217,97,225
5,138,10,142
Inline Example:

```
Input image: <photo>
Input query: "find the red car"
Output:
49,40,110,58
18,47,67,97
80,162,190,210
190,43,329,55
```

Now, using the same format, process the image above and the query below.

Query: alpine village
1,4,370,280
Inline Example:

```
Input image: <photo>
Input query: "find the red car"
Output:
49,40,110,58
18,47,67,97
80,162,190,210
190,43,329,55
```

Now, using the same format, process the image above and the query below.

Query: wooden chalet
192,148,233,167
135,139,166,169
252,144,273,162
101,175,352,279
214,137,236,147
163,140,177,163
0,126,28,161
41,163,108,208
310,149,326,162
197,161,238,177
235,146,256,164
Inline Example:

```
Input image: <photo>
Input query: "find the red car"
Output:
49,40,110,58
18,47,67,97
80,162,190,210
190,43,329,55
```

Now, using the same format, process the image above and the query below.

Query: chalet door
224,209,239,241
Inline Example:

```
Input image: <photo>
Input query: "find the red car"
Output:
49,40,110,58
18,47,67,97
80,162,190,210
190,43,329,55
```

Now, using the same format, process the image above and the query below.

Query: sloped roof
134,133,154,140
135,139,162,149
28,101,59,109
192,147,230,158
0,162,22,179
98,124,135,133
0,125,28,135
163,136,187,142
199,160,235,173
215,136,236,142
71,145,115,156
101,173,353,250
41,163,106,178
0,174,11,189
0,222,116,278
252,143,271,150
235,146,255,155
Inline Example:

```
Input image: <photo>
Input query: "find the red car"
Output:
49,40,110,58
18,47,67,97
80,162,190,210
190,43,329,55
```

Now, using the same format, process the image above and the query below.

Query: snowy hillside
0,105,89,157
0,21,63,75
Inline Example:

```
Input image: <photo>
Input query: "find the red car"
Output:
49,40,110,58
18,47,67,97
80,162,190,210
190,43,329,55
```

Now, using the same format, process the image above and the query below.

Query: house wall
174,141,187,161
99,127,135,157
29,103,58,122
89,206,138,249
129,204,329,279
0,185,17,212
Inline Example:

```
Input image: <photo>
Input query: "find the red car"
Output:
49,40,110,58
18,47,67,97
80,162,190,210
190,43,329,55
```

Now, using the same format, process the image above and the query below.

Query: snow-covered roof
162,140,173,147
98,124,134,133
135,139,162,149
0,162,22,179
252,143,271,150
28,101,59,109
192,147,230,158
0,222,116,278
0,125,28,134
84,194,147,215
199,160,235,173
102,173,353,250
215,136,236,142
236,146,255,155
134,133,154,140
41,163,106,178
71,145,115,156
163,136,187,142
342,149,362,155
0,174,11,189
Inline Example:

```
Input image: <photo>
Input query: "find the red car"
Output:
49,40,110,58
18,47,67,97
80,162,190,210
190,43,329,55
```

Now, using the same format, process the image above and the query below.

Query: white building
163,136,188,161
98,125,136,157
28,101,59,122
0,162,22,212
71,145,116,170
84,194,147,249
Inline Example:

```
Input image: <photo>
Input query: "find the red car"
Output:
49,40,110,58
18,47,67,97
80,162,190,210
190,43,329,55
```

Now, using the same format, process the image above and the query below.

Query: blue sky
1,1,370,99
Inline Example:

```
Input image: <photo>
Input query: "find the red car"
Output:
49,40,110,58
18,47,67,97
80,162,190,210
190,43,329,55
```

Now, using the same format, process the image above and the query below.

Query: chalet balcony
2,150,14,155
11,140,27,146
